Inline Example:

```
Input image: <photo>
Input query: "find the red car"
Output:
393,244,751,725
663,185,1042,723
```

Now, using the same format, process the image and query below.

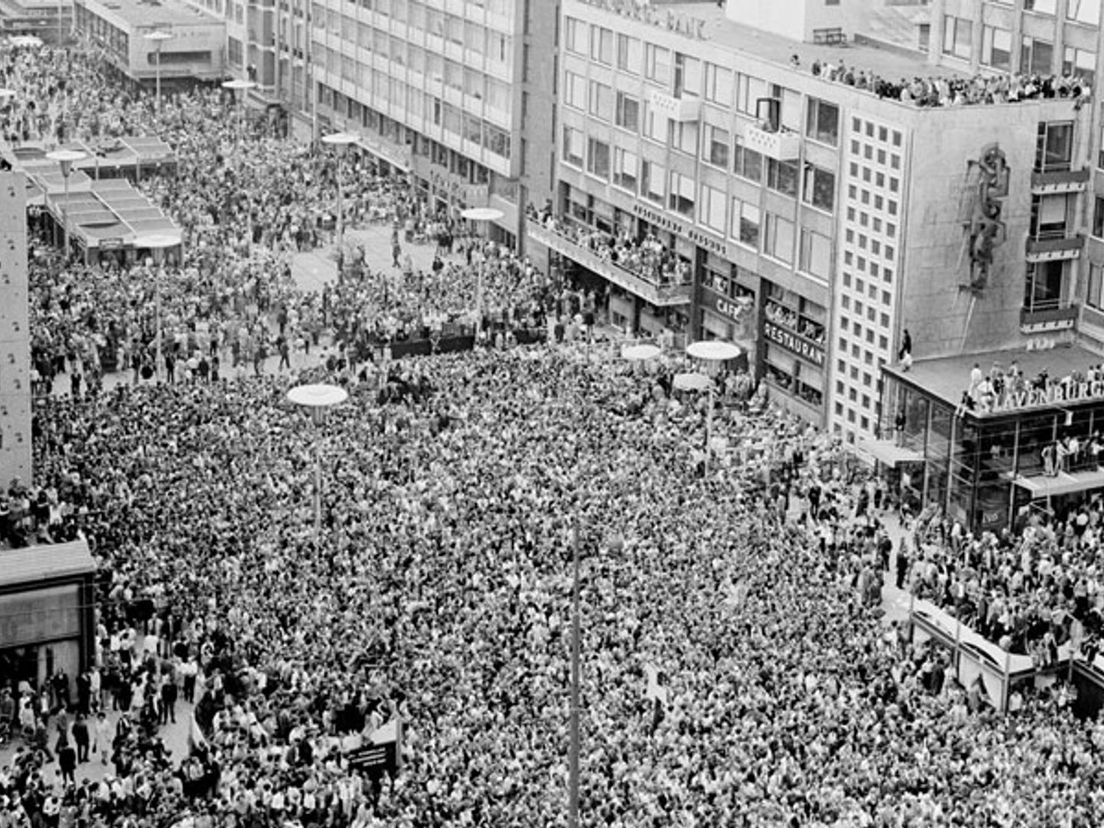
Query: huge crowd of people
7,38,1104,828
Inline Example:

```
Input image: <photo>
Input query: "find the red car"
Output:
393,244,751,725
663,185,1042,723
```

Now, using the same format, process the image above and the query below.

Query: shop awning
855,437,924,467
1013,467,1104,498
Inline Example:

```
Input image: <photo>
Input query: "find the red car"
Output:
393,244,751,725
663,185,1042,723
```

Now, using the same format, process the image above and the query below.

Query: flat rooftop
686,2,969,86
87,0,219,27
884,345,1099,413
0,538,95,588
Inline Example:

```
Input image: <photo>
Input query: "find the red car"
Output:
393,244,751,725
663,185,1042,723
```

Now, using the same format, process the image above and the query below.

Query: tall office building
178,0,560,245
534,0,1097,447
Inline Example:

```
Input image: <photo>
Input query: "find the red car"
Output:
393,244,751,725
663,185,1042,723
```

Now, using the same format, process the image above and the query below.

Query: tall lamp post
46,148,86,257
221,79,258,251
146,31,174,115
459,206,504,341
136,232,182,382
685,340,742,476
287,383,349,539
320,131,357,264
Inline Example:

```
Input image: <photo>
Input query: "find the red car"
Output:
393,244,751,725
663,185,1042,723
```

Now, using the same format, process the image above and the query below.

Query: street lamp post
136,233,182,383
146,31,174,115
320,132,357,267
459,206,505,342
685,340,742,476
568,515,581,828
287,383,349,539
46,148,86,257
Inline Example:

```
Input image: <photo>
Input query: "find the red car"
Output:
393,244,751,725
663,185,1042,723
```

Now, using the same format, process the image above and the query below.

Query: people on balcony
531,211,692,288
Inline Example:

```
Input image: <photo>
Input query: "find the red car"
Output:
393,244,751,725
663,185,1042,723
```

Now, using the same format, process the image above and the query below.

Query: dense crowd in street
2,46,551,388
7,39,1104,828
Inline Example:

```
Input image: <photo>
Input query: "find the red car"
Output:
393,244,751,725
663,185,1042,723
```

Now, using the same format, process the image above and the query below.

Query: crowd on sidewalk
9,39,1104,828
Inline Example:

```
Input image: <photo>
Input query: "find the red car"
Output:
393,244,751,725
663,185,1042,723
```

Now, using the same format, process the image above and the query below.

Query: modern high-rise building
533,0,1099,450
179,0,561,246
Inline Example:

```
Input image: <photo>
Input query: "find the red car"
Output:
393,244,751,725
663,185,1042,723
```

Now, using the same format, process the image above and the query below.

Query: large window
942,15,972,59
799,229,832,281
562,126,584,167
1088,262,1104,310
1035,120,1073,172
586,138,610,179
1022,36,1054,75
805,98,839,146
1063,46,1094,76
615,92,639,131
1023,260,1066,311
767,158,799,197
1068,0,1101,23
981,26,1011,72
670,121,698,155
616,34,640,72
613,148,638,192
674,53,701,98
699,184,727,233
641,160,665,203
643,105,666,143
705,125,729,168
1093,196,1104,238
588,81,613,121
735,72,767,115
564,71,585,110
564,17,585,55
590,25,613,64
644,44,671,86
802,164,836,212
763,212,795,264
734,139,763,182
669,171,695,217
703,62,733,105
1030,194,1069,239
730,198,760,248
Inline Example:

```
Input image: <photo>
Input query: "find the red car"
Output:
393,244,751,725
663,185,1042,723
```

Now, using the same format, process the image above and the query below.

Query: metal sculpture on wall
966,143,1009,291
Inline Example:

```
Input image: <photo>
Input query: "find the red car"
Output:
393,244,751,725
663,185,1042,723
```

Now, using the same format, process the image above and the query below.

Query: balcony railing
743,123,800,161
527,223,692,308
647,89,700,121
1020,302,1078,332
1030,166,1090,195
1025,234,1084,262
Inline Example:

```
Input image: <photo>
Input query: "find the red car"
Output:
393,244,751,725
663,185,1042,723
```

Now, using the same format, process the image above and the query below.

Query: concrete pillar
969,0,984,73
1010,0,1025,74
1054,0,1068,75
929,0,947,66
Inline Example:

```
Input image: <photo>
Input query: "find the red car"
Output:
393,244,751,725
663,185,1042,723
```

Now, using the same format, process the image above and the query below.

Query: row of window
312,33,513,110
562,119,837,212
563,19,843,146
314,9,514,66
949,15,1096,75
563,126,836,221
1000,0,1103,24
313,0,514,35
319,81,511,160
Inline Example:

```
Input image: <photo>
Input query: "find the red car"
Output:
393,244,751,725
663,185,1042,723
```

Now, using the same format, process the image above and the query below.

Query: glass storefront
883,370,1104,531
